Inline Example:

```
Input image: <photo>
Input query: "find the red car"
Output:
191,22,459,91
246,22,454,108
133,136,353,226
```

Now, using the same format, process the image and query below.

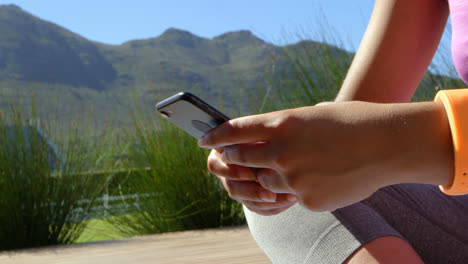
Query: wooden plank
0,226,271,264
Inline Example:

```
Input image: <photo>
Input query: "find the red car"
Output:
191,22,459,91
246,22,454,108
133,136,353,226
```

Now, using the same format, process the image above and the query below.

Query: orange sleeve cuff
435,89,468,196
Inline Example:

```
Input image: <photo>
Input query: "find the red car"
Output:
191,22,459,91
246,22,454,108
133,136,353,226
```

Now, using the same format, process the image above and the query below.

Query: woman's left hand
199,101,454,212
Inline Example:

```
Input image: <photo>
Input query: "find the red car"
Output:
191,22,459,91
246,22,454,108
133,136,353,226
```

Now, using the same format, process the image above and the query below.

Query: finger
238,194,297,210
207,149,256,180
198,113,279,148
219,176,277,202
256,168,291,193
221,142,273,168
244,204,294,216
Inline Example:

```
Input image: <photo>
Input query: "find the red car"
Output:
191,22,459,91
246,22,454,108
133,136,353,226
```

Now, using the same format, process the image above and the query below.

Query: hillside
0,5,328,126
0,4,462,133
0,5,116,90
0,5,287,94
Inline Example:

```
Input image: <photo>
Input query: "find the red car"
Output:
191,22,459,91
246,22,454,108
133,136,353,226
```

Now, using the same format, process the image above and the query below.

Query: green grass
76,217,126,243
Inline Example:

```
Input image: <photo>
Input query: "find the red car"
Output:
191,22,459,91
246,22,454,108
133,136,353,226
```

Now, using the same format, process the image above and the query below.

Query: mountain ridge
0,4,461,133
0,4,287,92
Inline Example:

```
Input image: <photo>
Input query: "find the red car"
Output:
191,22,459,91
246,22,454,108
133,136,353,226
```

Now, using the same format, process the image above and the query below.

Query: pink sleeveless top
448,0,468,85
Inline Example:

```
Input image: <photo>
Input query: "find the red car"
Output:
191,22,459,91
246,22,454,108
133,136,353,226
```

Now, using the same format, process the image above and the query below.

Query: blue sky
0,0,455,74
1,0,373,47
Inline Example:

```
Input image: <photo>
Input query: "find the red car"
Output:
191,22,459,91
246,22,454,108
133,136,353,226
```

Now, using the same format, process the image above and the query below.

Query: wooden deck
0,226,271,264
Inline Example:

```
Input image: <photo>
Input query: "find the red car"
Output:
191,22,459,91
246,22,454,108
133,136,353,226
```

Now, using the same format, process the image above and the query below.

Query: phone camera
160,111,171,119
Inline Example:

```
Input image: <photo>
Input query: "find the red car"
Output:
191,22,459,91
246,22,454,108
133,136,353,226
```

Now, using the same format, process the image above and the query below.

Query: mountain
0,4,327,127
0,5,284,93
0,5,116,90
0,4,460,133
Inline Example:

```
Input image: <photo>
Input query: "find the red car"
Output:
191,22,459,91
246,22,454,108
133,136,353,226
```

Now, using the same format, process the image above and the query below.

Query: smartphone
155,92,230,139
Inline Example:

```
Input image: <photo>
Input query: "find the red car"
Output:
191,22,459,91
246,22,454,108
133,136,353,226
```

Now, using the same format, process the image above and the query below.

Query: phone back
156,93,229,139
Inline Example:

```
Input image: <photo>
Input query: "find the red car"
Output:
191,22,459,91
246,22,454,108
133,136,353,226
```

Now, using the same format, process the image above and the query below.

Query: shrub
106,111,244,236
0,102,111,250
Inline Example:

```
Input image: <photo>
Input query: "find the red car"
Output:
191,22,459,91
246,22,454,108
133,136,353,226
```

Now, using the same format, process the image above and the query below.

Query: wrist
387,101,454,186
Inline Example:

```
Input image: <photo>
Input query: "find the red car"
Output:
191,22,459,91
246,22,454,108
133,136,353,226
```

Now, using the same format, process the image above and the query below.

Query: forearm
335,0,449,103
382,101,453,187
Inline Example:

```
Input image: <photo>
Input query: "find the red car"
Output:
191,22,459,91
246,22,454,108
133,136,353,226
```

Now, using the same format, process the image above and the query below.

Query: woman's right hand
208,148,298,216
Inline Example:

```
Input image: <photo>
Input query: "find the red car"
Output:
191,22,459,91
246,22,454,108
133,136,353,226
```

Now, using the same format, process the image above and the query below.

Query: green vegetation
104,110,244,236
0,99,112,250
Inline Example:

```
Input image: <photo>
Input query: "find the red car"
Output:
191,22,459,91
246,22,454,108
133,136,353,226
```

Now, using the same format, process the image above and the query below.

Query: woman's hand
201,101,454,212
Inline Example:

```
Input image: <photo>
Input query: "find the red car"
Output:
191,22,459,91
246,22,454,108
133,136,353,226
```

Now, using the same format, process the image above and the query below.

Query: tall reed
0,99,111,249
106,107,244,236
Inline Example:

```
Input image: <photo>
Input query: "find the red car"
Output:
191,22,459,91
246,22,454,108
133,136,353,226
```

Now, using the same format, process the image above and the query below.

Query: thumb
315,101,334,106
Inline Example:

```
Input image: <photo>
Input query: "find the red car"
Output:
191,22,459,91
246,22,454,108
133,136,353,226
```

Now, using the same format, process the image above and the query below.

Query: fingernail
260,191,276,202
198,135,208,147
287,194,297,202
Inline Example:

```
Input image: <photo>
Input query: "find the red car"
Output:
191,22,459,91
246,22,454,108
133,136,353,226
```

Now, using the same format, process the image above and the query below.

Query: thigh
357,184,468,263
245,184,468,263
244,201,402,264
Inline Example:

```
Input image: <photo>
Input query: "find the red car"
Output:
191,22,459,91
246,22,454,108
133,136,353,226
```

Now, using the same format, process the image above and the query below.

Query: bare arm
336,0,450,103
335,2,450,262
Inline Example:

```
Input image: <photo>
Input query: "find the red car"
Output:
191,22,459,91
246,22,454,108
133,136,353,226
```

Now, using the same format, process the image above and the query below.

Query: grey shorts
244,184,468,264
